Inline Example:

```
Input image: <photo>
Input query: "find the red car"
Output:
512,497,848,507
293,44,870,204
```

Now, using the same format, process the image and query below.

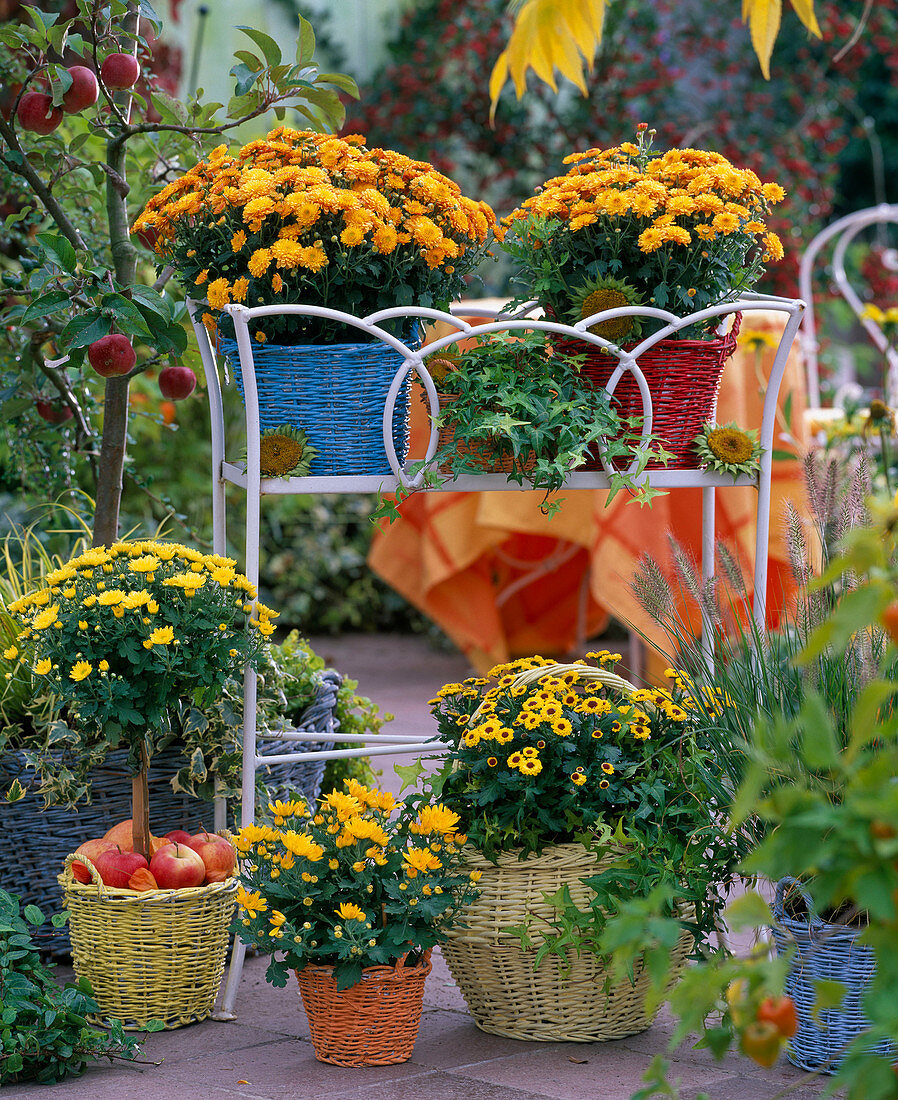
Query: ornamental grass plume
132,127,502,345
502,124,786,334
232,780,480,990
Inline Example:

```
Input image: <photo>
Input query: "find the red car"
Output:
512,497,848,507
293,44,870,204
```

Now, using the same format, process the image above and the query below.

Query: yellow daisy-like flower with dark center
568,275,644,343
693,421,762,480
255,426,317,478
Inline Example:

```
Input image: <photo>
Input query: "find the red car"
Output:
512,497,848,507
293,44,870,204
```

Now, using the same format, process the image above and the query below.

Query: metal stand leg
700,485,716,677
213,936,247,1021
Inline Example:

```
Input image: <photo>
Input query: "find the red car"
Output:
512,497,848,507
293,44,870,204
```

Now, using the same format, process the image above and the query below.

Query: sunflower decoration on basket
693,421,763,481
251,425,317,478
424,654,748,1042
232,781,480,1066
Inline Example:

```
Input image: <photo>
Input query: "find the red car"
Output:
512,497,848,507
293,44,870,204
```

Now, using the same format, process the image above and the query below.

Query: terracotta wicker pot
441,843,693,1042
296,950,432,1066
432,392,536,474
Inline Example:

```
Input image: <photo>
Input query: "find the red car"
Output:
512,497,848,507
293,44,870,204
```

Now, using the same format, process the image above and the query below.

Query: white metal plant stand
188,293,805,1017
798,204,898,409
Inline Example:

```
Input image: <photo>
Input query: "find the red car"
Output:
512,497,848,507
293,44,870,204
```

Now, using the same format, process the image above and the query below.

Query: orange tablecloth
368,311,808,672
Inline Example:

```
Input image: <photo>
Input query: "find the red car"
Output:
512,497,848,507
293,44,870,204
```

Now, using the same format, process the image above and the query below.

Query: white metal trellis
187,293,805,1017
798,204,898,410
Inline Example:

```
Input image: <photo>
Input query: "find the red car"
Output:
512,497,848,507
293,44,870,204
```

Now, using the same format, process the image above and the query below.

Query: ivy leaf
4,778,26,802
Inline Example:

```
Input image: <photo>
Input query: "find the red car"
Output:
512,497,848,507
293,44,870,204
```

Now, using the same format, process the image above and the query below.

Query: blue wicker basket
219,335,419,476
0,674,339,957
771,877,894,1073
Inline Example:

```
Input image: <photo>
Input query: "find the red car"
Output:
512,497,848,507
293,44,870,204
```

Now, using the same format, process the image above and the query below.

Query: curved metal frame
187,293,805,1017
797,204,898,409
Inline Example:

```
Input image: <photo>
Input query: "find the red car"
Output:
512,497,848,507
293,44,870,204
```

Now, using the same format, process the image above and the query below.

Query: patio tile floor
11,634,831,1099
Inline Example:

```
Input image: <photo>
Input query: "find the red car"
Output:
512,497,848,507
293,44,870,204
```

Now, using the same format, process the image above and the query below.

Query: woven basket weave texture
772,877,894,1072
296,951,432,1066
0,675,337,958
441,842,693,1042
60,855,237,1030
432,392,536,474
0,745,213,958
220,336,416,476
550,313,740,469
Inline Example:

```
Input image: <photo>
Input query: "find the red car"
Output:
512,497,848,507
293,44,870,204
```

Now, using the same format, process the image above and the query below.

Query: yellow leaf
789,0,822,37
744,0,782,80
489,0,606,117
488,50,510,123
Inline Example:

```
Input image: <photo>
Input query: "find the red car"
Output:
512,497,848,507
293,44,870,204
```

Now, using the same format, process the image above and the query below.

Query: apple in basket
186,831,236,883
149,842,206,889
102,817,172,854
164,829,194,846
93,846,149,888
71,838,117,883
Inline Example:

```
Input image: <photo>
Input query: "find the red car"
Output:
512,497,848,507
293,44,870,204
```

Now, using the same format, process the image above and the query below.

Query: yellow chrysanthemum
335,902,367,922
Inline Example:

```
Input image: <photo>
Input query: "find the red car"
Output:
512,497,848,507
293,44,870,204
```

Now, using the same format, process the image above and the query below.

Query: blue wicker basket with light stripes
219,336,419,476
771,877,894,1073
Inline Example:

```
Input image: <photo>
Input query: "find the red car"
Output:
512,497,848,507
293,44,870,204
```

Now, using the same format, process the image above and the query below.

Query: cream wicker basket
441,662,693,1042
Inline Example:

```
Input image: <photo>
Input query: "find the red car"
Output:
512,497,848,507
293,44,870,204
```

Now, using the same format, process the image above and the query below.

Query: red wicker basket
296,951,432,1067
551,313,741,469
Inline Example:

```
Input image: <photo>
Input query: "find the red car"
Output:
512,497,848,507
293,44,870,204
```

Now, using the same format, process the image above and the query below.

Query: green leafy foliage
0,890,144,1084
424,329,670,516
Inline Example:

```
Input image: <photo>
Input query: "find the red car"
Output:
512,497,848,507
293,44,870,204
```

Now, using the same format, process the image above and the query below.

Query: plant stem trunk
132,740,151,863
91,2,140,548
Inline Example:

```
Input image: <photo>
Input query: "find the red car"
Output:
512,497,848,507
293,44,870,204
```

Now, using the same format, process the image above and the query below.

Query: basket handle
62,851,108,897
469,661,643,724
773,876,823,929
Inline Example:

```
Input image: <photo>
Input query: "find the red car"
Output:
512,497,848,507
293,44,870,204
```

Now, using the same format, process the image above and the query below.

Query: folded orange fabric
369,310,808,672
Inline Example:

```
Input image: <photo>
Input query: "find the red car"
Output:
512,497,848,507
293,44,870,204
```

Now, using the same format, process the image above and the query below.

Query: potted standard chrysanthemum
8,540,271,1028
132,128,502,478
501,125,787,468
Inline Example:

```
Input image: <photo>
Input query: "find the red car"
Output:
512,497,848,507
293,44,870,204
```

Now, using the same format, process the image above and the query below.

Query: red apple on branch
88,333,136,377
187,831,237,883
94,846,149,888
150,842,206,889
158,365,197,400
62,66,99,113
17,92,63,134
100,52,141,90
36,399,73,423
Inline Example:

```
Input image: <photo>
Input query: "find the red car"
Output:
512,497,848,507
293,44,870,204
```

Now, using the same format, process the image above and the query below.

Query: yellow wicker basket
442,843,693,1042
441,662,693,1042
59,853,237,1030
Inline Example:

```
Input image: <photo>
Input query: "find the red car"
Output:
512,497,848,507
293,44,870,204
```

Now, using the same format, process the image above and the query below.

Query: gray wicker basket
0,671,339,957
